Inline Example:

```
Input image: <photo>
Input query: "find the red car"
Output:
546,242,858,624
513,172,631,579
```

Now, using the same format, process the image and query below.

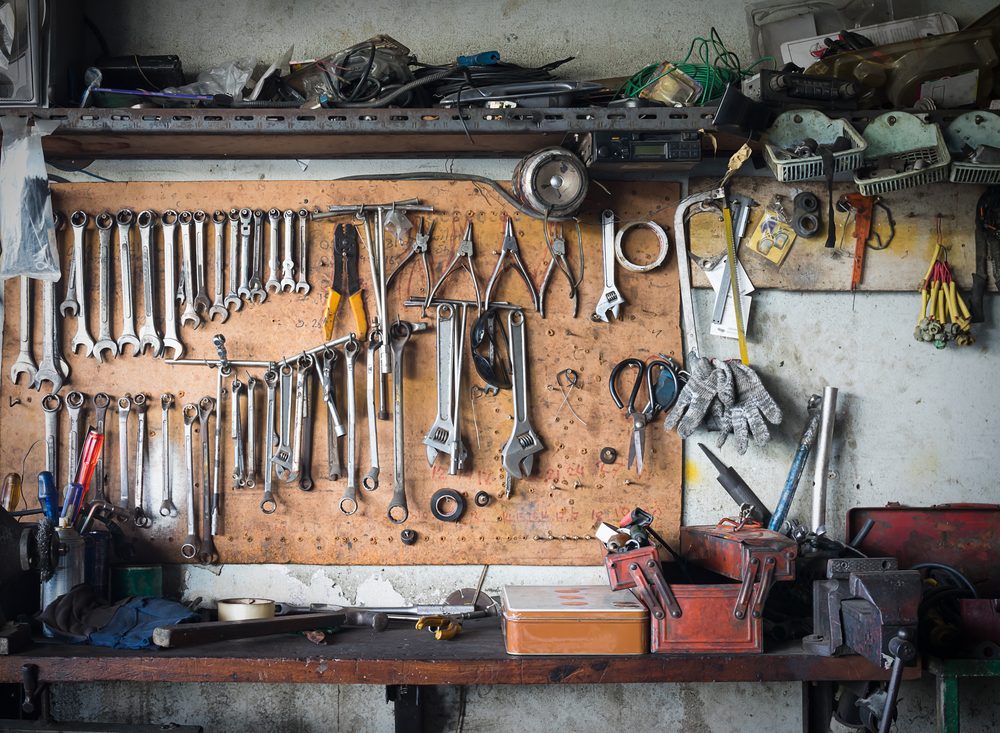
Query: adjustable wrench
42,394,62,479
224,209,243,312
423,304,456,465
280,209,296,292
136,210,163,357
245,376,258,487
159,210,184,359
178,212,201,329
93,213,119,362
197,396,218,564
117,395,132,509
594,209,624,322
10,276,37,385
248,209,267,303
237,209,253,301
272,364,296,480
295,209,311,294
261,369,278,514
180,403,199,558
501,310,544,496
133,394,151,527
340,336,360,514
116,209,141,354
93,392,111,502
265,208,281,293
297,355,315,491
33,276,67,393
160,393,178,517
230,378,246,488
388,322,414,523
315,348,344,482
65,391,85,486
192,211,212,314
209,211,230,322
67,212,95,356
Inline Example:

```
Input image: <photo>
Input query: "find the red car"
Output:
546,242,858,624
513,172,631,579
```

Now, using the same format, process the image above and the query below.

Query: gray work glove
664,352,734,439
716,361,783,454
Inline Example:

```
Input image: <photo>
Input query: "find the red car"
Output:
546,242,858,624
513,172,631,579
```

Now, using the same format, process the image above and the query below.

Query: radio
579,131,702,173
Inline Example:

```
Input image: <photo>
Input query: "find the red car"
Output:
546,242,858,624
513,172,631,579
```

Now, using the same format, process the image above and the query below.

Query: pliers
425,221,481,313
484,217,539,312
539,224,578,318
323,223,368,340
386,216,432,296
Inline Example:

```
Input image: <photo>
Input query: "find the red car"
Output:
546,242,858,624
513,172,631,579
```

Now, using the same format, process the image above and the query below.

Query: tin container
501,585,649,656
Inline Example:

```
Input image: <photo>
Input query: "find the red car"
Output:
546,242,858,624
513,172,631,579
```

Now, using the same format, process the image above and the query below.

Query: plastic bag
0,116,61,281
163,58,257,98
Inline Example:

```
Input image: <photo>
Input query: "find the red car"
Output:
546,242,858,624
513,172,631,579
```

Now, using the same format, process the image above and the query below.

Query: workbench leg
386,684,424,733
936,675,960,733
802,681,834,733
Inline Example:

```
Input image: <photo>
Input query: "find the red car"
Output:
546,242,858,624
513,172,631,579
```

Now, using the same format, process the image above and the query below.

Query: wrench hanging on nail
10,276,37,385
296,209,311,294
160,393,178,518
245,376,258,488
133,393,151,527
136,210,164,357
197,396,218,564
67,211,95,356
92,213,119,362
178,212,201,330
261,369,278,514
93,392,111,502
180,403,199,558
231,378,246,488
160,210,185,359
192,211,212,314
65,391,85,487
42,394,62,480
237,209,253,301
280,210,296,292
340,336,360,514
209,211,230,322
249,209,267,304
266,209,282,293
315,348,344,482
117,395,132,510
116,209,141,354
225,209,243,312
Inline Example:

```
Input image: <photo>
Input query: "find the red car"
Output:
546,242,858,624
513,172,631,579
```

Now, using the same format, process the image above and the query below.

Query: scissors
609,358,673,475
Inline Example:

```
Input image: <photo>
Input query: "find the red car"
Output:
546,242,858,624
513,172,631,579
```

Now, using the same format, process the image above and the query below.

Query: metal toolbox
501,585,649,656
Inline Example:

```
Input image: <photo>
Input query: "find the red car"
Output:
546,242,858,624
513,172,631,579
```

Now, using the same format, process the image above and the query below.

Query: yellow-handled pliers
322,223,368,340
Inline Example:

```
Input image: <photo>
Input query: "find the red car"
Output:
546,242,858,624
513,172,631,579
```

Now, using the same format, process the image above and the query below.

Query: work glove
715,361,783,454
664,352,734,439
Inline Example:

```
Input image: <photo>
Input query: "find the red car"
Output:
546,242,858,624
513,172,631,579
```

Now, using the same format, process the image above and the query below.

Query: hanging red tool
837,193,895,290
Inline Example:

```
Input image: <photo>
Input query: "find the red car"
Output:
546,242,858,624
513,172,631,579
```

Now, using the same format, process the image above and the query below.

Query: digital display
633,143,666,158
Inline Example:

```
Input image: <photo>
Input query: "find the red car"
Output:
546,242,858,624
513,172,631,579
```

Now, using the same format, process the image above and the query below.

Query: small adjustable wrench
180,403,199,558
136,210,163,357
272,364,296,480
93,213,119,362
160,393,178,517
237,209,253,301
93,392,111,501
65,391,85,486
261,369,278,514
594,209,625,322
160,210,184,359
224,209,243,311
192,211,212,314
265,208,281,293
295,209,311,294
501,310,544,495
67,211,95,356
10,276,37,385
231,378,246,488
248,209,267,303
209,211,230,322
117,395,132,510
280,210,296,292
423,304,456,465
245,376,258,487
340,336,360,515
116,209,141,354
133,394,151,527
42,394,62,479
178,212,201,329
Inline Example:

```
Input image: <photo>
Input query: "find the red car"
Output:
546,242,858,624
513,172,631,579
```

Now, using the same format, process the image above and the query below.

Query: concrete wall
50,1,1000,731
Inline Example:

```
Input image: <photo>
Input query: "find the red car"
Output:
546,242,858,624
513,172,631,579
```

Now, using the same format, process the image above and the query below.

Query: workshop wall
54,1,1000,731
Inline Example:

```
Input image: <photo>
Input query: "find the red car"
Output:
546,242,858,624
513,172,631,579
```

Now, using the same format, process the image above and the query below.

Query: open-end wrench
10,277,37,385
271,363,295,480
117,395,132,510
501,309,544,496
33,277,67,393
180,403,199,558
248,209,267,303
158,210,184,360
423,304,456,465
133,394,151,527
314,348,344,481
65,391,85,486
115,209,140,354
93,213,119,362
362,335,380,490
280,209,296,292
192,211,212,315
237,209,253,301
297,355,314,491
295,209,311,294
230,378,246,488
60,217,80,318
388,322,414,523
67,212,95,356
93,392,111,502
136,210,163,357
340,336,360,515
225,209,243,312
261,369,278,514
245,376,258,487
594,209,624,322
178,211,201,330
209,211,229,322
160,393,178,517
265,208,281,293
197,396,218,564
42,394,62,479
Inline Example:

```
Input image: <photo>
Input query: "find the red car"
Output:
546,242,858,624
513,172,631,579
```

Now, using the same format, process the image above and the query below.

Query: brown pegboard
2,180,682,565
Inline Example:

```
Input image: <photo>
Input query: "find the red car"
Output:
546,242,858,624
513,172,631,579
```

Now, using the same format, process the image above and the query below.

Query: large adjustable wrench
261,369,278,514
192,211,212,314
67,211,95,356
178,211,201,330
65,390,85,486
248,209,267,303
340,336,360,515
93,213,119,362
501,310,544,495
209,211,230,322
41,394,62,479
10,276,37,385
159,393,178,518
224,209,243,312
423,304,456,465
280,209,296,292
116,209,141,354
180,403,199,558
136,210,163,357
93,392,111,501
133,393,151,527
265,209,281,293
594,209,624,322
159,210,184,359
295,209,311,294
117,395,132,509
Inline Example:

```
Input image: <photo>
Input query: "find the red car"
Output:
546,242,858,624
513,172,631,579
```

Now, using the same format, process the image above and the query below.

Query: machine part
67,211,95,356
65,391,85,487
386,217,433,298
759,69,859,109
769,394,821,532
136,210,163,357
613,220,670,273
388,322,414,523
271,364,296,479
594,209,624,322
249,209,267,303
430,488,466,522
115,209,141,354
792,191,821,240
474,491,491,507
600,447,618,465
230,378,246,488
296,209,311,294
340,336,360,514
583,130,702,171
159,393,177,517
362,337,379,490
209,211,229,322
116,396,131,509
33,278,68,393
180,403,199,557
93,213,119,361
538,224,579,319
426,221,481,313
484,217,540,312
297,355,315,491
191,211,212,314
178,211,201,329
510,147,588,218
160,210,184,360
10,276,37,384
237,208,253,300
501,310,543,494
838,194,894,289
197,396,217,563
265,208,281,293
698,443,771,525
133,394,151,527
41,394,62,479
323,223,369,340
245,376,258,487
225,209,243,311
261,370,278,514
400,529,418,545
280,209,297,292
811,386,838,535
93,393,111,502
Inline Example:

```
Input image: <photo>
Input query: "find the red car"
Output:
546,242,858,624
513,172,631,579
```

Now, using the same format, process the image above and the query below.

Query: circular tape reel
614,220,671,273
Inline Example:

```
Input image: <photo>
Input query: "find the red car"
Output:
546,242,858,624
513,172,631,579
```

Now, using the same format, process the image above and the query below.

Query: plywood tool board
1,180,682,565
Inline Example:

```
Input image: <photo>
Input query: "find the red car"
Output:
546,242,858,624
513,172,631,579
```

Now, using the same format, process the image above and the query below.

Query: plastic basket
853,112,950,196
943,111,1000,184
763,109,867,182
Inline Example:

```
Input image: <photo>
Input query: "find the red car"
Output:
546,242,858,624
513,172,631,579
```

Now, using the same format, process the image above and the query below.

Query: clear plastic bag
163,58,257,98
0,116,61,281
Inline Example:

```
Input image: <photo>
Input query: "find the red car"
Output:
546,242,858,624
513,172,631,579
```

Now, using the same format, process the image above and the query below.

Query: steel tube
810,386,838,534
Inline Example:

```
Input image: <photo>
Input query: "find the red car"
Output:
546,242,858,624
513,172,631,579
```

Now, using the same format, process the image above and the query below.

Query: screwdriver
37,471,60,523
1,473,22,513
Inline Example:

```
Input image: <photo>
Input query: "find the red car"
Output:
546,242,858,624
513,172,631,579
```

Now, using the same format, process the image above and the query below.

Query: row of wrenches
10,208,312,393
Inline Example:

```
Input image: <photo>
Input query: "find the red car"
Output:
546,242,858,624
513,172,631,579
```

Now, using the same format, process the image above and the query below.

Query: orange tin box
501,585,649,655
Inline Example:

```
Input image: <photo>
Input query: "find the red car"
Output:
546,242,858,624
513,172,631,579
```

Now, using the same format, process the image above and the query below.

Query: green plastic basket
854,112,950,196
944,111,1000,184
764,109,866,182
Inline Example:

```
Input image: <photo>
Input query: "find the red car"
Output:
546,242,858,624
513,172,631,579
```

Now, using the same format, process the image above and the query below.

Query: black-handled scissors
609,358,672,475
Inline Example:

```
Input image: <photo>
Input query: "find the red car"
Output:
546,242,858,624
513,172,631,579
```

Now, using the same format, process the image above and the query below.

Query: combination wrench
178,211,201,329
340,336,360,515
248,209,267,303
116,209,141,354
42,394,62,479
362,335,380,490
33,273,68,393
133,393,151,527
159,210,184,359
197,396,218,564
67,211,95,356
297,355,314,491
59,216,81,318
180,403,199,558
231,378,246,488
224,209,243,312
10,276,37,385
295,209,311,294
237,209,252,301
387,322,414,523
93,213,119,362
209,211,230,322
136,210,163,357
594,209,625,322
315,347,345,482
93,392,111,502
160,393,178,517
245,376,258,487
285,357,310,485
280,209,296,292
271,363,295,480
265,208,281,293
192,211,212,314
261,369,278,513
65,391,85,486
117,395,132,510
212,369,226,537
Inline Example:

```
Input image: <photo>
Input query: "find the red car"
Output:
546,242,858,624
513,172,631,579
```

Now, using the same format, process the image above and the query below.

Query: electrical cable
414,57,574,99
912,562,978,599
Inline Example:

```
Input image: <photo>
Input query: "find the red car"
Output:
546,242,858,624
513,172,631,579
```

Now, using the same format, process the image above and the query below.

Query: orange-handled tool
322,223,368,340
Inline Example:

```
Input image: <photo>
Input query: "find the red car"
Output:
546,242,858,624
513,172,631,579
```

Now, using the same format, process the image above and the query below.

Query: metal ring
614,221,670,273
430,489,466,522
260,498,277,515
474,491,492,507
600,447,618,465
339,497,358,515
41,394,62,412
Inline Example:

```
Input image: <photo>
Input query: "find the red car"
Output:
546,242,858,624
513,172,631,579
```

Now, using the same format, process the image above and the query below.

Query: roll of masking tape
217,598,276,621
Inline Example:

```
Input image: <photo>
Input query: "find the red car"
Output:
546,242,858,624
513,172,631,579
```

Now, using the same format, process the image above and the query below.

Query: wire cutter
386,217,432,296
484,217,539,312
609,357,672,475
323,223,368,341
539,224,578,318
425,221,481,313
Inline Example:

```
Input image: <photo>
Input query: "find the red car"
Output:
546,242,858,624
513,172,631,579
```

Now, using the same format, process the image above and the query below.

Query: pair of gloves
664,353,782,455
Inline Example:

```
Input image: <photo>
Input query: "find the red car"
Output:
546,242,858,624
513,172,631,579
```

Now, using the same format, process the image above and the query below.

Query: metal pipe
810,386,838,535
769,394,822,532
404,297,516,310
165,336,353,369
313,201,434,220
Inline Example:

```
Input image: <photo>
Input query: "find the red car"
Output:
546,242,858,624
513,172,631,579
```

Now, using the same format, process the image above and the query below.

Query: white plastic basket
763,110,867,182
853,112,950,196
943,111,1000,184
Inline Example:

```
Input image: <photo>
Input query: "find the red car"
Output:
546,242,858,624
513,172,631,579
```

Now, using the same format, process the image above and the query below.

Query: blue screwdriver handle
457,51,500,66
